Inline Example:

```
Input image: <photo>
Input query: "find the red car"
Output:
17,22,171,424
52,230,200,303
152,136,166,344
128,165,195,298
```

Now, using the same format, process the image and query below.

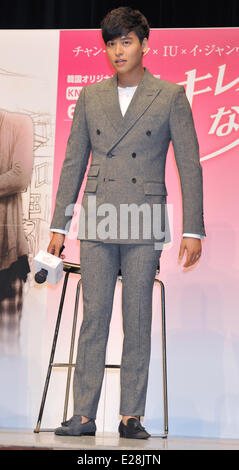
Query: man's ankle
81,415,91,424
122,415,140,425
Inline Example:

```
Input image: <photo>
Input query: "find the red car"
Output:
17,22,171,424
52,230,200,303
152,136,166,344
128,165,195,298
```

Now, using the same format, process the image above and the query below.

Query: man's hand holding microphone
33,233,66,285
47,233,66,259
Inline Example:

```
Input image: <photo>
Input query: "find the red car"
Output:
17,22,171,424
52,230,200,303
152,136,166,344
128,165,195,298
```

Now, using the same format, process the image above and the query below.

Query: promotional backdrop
0,28,239,438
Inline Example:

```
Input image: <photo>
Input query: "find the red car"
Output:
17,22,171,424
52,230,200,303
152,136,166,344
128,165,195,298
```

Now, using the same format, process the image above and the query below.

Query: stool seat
63,261,81,275
63,262,160,278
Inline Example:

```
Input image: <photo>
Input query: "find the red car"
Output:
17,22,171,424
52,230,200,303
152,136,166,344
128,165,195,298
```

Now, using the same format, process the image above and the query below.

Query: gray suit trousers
73,241,162,419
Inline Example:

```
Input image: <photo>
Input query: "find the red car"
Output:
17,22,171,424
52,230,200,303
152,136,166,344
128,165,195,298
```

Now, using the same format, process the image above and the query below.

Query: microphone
34,267,48,284
34,246,65,285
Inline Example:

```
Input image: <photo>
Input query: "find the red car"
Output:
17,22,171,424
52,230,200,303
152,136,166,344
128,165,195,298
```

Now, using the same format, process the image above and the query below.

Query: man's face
106,31,148,75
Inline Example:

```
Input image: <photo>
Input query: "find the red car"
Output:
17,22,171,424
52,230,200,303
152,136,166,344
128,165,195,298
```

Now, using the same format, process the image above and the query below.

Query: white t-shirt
118,85,138,116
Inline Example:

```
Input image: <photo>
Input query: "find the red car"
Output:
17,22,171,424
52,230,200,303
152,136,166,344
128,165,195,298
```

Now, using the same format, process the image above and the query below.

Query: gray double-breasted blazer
51,68,205,244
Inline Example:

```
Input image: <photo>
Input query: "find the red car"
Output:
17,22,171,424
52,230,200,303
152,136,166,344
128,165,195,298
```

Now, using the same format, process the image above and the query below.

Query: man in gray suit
48,7,205,439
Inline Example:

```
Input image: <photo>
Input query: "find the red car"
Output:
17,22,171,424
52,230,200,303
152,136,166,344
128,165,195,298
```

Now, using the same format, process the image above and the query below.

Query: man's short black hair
101,7,150,45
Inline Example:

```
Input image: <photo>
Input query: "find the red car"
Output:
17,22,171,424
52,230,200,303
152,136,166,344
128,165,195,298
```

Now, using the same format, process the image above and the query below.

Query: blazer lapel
98,74,124,134
121,72,161,130
98,68,162,152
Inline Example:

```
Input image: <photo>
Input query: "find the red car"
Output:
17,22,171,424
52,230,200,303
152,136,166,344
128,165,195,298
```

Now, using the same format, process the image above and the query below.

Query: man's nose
115,43,123,55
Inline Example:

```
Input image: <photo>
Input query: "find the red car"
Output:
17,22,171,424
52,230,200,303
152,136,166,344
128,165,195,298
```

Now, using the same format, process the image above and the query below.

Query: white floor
0,429,239,450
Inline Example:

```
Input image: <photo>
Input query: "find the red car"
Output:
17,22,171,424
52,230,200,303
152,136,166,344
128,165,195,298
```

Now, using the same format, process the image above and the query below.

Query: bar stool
34,260,168,437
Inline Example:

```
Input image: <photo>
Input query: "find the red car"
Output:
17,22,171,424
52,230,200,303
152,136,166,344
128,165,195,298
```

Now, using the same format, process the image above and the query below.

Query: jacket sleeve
50,86,91,232
169,86,206,237
0,114,33,197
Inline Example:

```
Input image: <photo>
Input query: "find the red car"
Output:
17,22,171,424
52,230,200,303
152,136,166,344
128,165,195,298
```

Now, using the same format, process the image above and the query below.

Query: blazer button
146,130,151,136
132,152,136,158
131,177,137,183
96,129,101,135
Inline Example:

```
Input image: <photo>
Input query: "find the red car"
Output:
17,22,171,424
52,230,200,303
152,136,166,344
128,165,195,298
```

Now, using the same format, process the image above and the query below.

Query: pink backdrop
47,28,239,436
52,28,239,258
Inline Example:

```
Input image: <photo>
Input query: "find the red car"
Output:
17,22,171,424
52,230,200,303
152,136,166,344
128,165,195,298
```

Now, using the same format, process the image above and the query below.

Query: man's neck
117,66,145,88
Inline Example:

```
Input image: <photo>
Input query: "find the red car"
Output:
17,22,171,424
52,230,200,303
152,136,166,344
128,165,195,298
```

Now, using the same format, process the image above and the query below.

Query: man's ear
142,37,148,56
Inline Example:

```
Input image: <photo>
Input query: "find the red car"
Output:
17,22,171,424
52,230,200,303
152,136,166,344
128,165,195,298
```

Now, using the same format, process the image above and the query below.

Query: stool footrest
51,363,121,369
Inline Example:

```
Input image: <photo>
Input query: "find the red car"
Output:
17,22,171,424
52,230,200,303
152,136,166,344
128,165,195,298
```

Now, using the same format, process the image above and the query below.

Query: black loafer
54,415,96,436
118,418,151,439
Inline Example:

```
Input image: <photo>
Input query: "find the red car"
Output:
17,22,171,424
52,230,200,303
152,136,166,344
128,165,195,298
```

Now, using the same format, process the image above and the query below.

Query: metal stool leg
34,270,70,433
154,279,168,437
62,278,82,422
105,275,168,437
